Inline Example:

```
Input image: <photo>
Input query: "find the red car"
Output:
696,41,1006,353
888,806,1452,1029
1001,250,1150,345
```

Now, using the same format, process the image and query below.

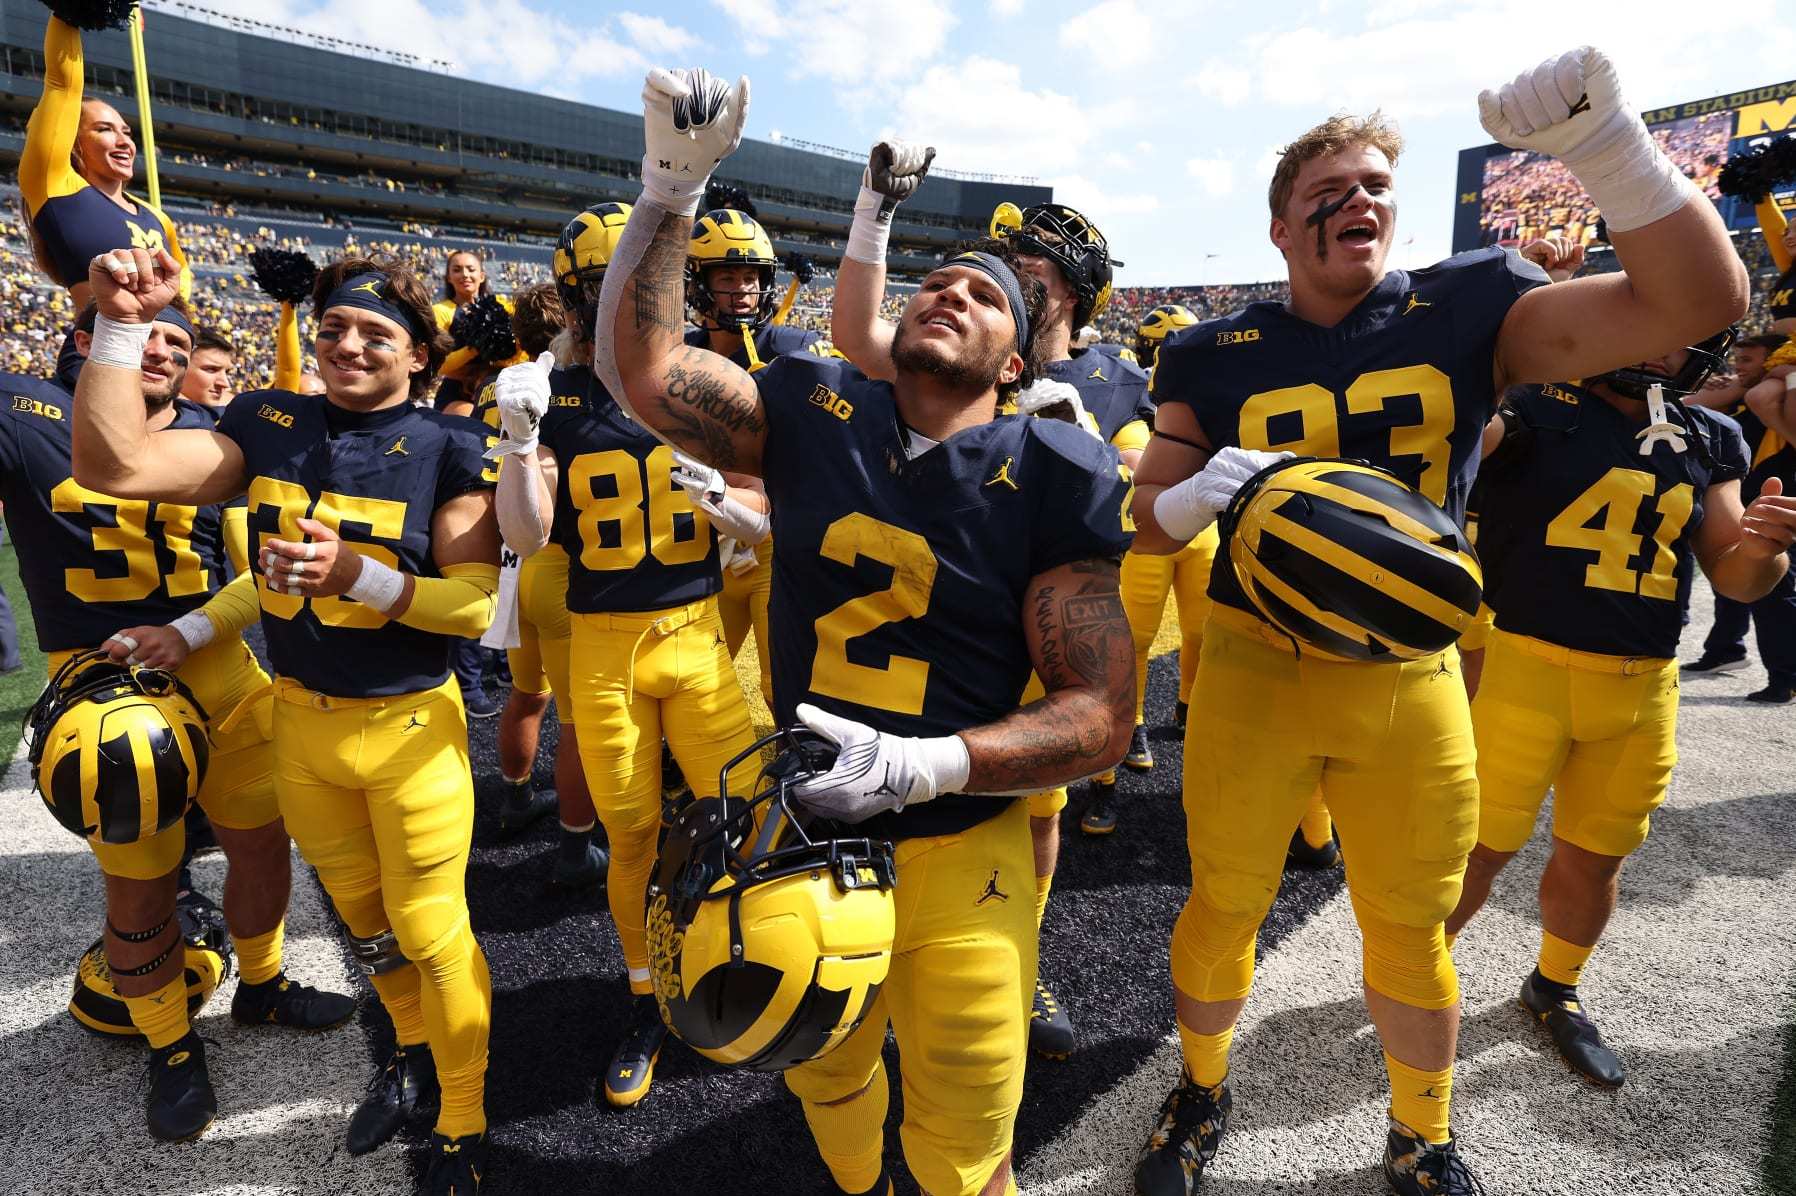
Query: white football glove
670,449,726,506
640,67,750,215
487,351,555,458
1477,47,1694,232
1015,378,1102,442
671,450,770,543
790,703,970,824
1152,446,1293,542
847,139,936,265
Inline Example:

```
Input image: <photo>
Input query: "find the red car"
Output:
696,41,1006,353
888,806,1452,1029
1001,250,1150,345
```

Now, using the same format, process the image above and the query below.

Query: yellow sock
234,922,285,986
369,963,429,1046
1384,1052,1453,1144
1538,931,1593,988
1299,792,1333,849
420,924,493,1140
800,1056,889,1193
1034,871,1052,929
123,972,190,1049
1176,1022,1234,1088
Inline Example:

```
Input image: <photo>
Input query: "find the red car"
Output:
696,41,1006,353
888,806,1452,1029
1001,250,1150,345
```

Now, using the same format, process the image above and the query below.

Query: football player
471,281,607,884
71,248,502,1195
20,4,190,307
1445,332,1794,1090
593,67,1136,1196
491,200,764,1111
0,297,353,1142
828,152,1144,1060
1127,50,1748,1195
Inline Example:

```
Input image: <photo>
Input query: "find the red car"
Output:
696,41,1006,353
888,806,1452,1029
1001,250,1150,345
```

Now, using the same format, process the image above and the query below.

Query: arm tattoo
662,349,764,472
629,208,689,336
962,560,1135,793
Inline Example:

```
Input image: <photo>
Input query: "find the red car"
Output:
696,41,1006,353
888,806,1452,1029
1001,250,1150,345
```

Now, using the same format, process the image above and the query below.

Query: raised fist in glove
487,352,554,458
865,140,936,211
790,703,970,824
641,67,750,214
1479,48,1625,158
670,449,726,507
1015,378,1101,441
1152,446,1293,542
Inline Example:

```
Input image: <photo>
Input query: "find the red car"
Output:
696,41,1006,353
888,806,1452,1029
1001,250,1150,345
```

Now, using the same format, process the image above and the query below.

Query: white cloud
710,0,956,87
617,12,698,56
1189,61,1252,107
887,56,1092,178
990,0,1026,14
1184,155,1236,196
1059,0,1152,68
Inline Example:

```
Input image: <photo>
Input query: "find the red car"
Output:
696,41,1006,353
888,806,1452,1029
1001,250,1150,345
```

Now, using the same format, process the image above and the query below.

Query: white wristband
169,609,215,653
916,734,971,803
845,185,893,266
88,314,152,370
639,156,707,217
1561,122,1700,234
345,555,406,615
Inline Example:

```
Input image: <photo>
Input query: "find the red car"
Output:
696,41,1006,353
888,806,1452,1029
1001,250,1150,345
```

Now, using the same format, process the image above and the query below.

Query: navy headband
152,303,194,345
322,273,432,343
942,251,1029,354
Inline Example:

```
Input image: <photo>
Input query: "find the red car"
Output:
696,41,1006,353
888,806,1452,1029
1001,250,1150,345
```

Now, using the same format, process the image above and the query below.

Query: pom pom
703,179,757,219
450,296,517,362
247,248,317,305
1717,137,1796,201
40,0,137,31
781,252,816,285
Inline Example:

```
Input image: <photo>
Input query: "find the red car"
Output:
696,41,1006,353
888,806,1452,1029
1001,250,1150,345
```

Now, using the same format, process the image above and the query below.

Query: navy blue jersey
1042,346,1154,446
756,355,1134,841
538,364,720,613
0,382,234,651
1151,246,1548,616
1477,384,1749,658
685,323,827,373
216,390,497,697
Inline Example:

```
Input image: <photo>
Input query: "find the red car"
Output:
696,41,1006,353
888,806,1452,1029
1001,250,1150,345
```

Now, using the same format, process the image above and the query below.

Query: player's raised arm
1487,49,1749,387
595,68,768,476
830,140,936,381
71,247,247,503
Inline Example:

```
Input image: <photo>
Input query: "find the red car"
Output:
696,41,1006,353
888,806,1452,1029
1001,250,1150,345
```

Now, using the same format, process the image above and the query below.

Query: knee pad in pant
1170,887,1263,1003
1354,899,1459,1010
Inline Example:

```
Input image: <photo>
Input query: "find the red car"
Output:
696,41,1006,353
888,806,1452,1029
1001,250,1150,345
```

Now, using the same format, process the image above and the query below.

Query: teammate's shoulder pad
1413,245,1550,292
1022,412,1119,471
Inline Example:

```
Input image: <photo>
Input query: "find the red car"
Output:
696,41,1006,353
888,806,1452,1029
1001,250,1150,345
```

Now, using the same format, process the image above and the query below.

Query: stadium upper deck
0,0,1050,276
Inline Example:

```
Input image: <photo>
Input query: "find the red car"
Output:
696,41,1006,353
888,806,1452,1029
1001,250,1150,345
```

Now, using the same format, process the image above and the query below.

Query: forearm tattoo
629,208,689,336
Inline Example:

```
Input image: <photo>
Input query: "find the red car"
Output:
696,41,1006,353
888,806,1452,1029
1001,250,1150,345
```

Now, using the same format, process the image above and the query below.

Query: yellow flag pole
128,7,160,209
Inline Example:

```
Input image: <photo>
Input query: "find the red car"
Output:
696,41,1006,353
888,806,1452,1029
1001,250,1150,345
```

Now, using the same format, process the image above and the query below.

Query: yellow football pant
569,596,757,993
787,800,1035,1196
1118,526,1217,720
1473,630,1679,857
270,676,491,1139
506,545,571,700
53,638,279,881
1172,610,1473,1012
719,540,774,708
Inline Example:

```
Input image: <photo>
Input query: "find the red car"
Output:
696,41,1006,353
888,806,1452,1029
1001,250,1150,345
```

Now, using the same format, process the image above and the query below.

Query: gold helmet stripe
1254,507,1477,635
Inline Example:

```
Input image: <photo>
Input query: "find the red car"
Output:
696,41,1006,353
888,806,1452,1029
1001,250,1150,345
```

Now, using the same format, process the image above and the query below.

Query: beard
891,317,1010,393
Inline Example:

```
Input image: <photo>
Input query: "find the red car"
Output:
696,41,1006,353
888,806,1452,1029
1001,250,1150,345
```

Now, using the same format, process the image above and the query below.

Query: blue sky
225,0,1796,286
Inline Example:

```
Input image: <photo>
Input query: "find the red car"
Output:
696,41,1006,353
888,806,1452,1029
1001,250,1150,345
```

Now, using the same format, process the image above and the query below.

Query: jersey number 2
1544,468,1692,599
810,513,938,717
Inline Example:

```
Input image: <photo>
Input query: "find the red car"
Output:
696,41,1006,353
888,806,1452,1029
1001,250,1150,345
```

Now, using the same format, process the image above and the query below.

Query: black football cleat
419,1130,487,1195
231,972,358,1030
1519,972,1624,1087
1285,827,1340,870
1029,978,1074,1060
833,1165,894,1196
497,780,555,833
1747,684,1795,704
1175,700,1188,730
348,1043,438,1155
1081,775,1119,836
146,1030,218,1142
1134,1070,1231,1195
601,994,667,1108
1384,1120,1485,1196
1123,724,1155,771
552,837,610,890
1680,651,1747,674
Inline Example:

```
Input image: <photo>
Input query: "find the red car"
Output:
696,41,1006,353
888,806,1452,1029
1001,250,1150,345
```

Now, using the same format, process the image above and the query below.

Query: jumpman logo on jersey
1403,292,1433,316
385,436,409,456
975,869,1009,905
1089,365,1107,381
986,457,1019,491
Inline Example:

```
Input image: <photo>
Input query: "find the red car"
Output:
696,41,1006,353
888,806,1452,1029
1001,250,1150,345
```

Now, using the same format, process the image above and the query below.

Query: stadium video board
1451,78,1796,253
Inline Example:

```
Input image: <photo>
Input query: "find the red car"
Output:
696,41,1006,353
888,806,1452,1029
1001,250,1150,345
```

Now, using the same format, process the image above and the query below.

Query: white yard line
1023,584,1793,1195
1,741,409,1194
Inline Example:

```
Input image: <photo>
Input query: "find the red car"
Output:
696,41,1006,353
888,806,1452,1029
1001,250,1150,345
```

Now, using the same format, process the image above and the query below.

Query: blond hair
1267,112,1404,217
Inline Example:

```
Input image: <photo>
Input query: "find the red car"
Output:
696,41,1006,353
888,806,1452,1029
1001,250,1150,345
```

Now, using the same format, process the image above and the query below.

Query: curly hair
1267,112,1404,218
508,283,565,358
312,255,451,400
